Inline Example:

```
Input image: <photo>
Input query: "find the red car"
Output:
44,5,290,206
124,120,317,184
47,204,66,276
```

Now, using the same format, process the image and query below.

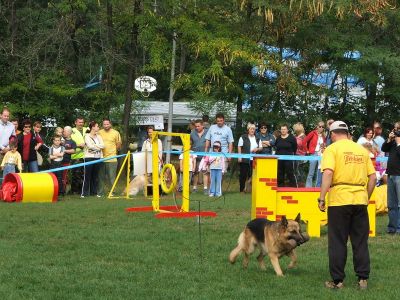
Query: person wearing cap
381,121,400,234
318,121,376,290
204,141,225,197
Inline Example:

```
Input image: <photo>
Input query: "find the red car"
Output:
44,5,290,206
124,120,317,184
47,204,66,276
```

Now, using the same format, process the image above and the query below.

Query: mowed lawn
0,191,399,299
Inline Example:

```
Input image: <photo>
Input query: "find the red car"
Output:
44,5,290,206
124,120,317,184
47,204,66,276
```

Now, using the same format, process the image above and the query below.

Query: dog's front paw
287,262,297,269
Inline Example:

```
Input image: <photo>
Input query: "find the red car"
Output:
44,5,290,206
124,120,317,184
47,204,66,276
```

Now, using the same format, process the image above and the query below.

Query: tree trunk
121,0,142,153
323,71,338,116
9,0,17,56
106,0,116,94
236,94,243,137
179,43,186,74
365,83,377,127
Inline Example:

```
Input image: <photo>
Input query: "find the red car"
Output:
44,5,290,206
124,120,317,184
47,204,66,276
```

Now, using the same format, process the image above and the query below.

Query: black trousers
81,158,101,196
277,160,296,187
50,161,64,195
71,158,84,194
239,161,252,192
328,205,370,282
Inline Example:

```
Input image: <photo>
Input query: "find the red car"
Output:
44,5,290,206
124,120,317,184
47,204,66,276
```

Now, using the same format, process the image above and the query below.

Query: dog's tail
229,231,245,264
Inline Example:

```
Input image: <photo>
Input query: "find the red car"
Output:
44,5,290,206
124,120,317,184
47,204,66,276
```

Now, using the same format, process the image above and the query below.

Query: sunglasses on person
318,125,325,128
24,125,31,128
260,126,267,129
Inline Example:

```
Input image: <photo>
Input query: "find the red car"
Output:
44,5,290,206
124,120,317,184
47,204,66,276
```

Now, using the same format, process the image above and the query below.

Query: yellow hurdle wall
251,157,376,237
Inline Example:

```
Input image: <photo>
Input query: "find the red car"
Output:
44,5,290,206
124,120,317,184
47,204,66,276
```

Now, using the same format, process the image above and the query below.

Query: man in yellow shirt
318,121,376,290
98,119,121,196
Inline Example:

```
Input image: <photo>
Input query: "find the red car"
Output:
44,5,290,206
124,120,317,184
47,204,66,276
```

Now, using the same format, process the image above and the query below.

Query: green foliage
1,0,400,134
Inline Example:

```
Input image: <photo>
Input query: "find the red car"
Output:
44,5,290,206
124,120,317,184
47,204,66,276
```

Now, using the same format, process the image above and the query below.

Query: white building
131,101,236,129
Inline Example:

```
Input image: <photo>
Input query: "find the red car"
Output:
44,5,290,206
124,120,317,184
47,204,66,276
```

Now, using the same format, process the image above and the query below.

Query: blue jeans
306,158,319,187
3,163,16,179
210,169,222,196
23,160,39,173
387,175,400,233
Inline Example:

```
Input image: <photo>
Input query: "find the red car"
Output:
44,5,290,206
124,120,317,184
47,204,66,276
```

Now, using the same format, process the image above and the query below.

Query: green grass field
0,191,399,299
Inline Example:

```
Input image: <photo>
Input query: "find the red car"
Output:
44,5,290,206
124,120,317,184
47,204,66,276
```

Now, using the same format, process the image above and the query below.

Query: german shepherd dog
229,214,309,276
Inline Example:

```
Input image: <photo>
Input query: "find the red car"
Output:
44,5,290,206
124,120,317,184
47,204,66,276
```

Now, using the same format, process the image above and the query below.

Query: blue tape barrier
164,150,389,162
39,153,128,174
36,150,389,174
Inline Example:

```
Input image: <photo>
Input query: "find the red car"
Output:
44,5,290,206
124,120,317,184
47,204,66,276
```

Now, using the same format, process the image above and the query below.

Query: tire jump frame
125,131,217,219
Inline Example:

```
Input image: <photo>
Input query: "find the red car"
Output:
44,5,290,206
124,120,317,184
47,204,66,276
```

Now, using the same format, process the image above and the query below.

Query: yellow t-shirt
321,139,375,206
98,129,121,162
1,151,22,171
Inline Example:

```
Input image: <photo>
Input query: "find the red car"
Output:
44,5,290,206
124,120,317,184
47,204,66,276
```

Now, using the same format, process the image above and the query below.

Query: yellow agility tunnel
2,173,58,203
251,157,376,237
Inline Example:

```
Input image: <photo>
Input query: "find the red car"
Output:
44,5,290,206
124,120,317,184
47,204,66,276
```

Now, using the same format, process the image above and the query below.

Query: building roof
132,101,236,126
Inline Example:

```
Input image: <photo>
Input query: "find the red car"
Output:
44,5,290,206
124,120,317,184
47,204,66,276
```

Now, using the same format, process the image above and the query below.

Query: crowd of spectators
0,106,392,202
0,107,121,198
185,114,390,196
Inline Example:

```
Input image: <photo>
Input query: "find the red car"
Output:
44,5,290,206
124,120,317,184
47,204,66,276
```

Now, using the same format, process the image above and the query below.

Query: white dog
127,175,146,196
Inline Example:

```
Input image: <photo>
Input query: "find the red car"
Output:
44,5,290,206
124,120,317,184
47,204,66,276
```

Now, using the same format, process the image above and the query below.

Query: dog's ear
295,213,301,223
280,216,288,228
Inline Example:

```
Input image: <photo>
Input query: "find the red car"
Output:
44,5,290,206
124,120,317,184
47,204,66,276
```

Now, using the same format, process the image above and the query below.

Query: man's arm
116,132,122,150
367,173,377,199
205,139,210,152
269,134,276,147
318,168,333,211
228,142,233,161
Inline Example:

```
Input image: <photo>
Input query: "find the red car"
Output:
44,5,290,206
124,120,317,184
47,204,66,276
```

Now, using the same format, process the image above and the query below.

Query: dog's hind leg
243,252,250,268
242,233,256,269
287,249,297,269
257,242,267,270
229,232,245,264
229,245,242,264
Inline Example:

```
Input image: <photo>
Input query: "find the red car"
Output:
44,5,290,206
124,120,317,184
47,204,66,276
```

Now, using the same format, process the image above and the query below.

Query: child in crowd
362,142,382,181
375,172,388,214
204,141,225,197
49,136,65,196
54,127,65,143
1,141,22,177
177,149,197,192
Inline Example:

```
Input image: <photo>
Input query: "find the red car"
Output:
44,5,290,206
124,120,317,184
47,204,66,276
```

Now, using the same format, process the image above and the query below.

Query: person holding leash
318,121,376,290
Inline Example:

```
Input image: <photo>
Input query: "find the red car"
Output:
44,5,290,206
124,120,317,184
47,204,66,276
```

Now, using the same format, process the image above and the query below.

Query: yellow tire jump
160,163,177,194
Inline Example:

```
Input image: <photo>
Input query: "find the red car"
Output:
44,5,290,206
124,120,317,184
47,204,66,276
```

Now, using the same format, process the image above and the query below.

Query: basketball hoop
135,76,157,98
